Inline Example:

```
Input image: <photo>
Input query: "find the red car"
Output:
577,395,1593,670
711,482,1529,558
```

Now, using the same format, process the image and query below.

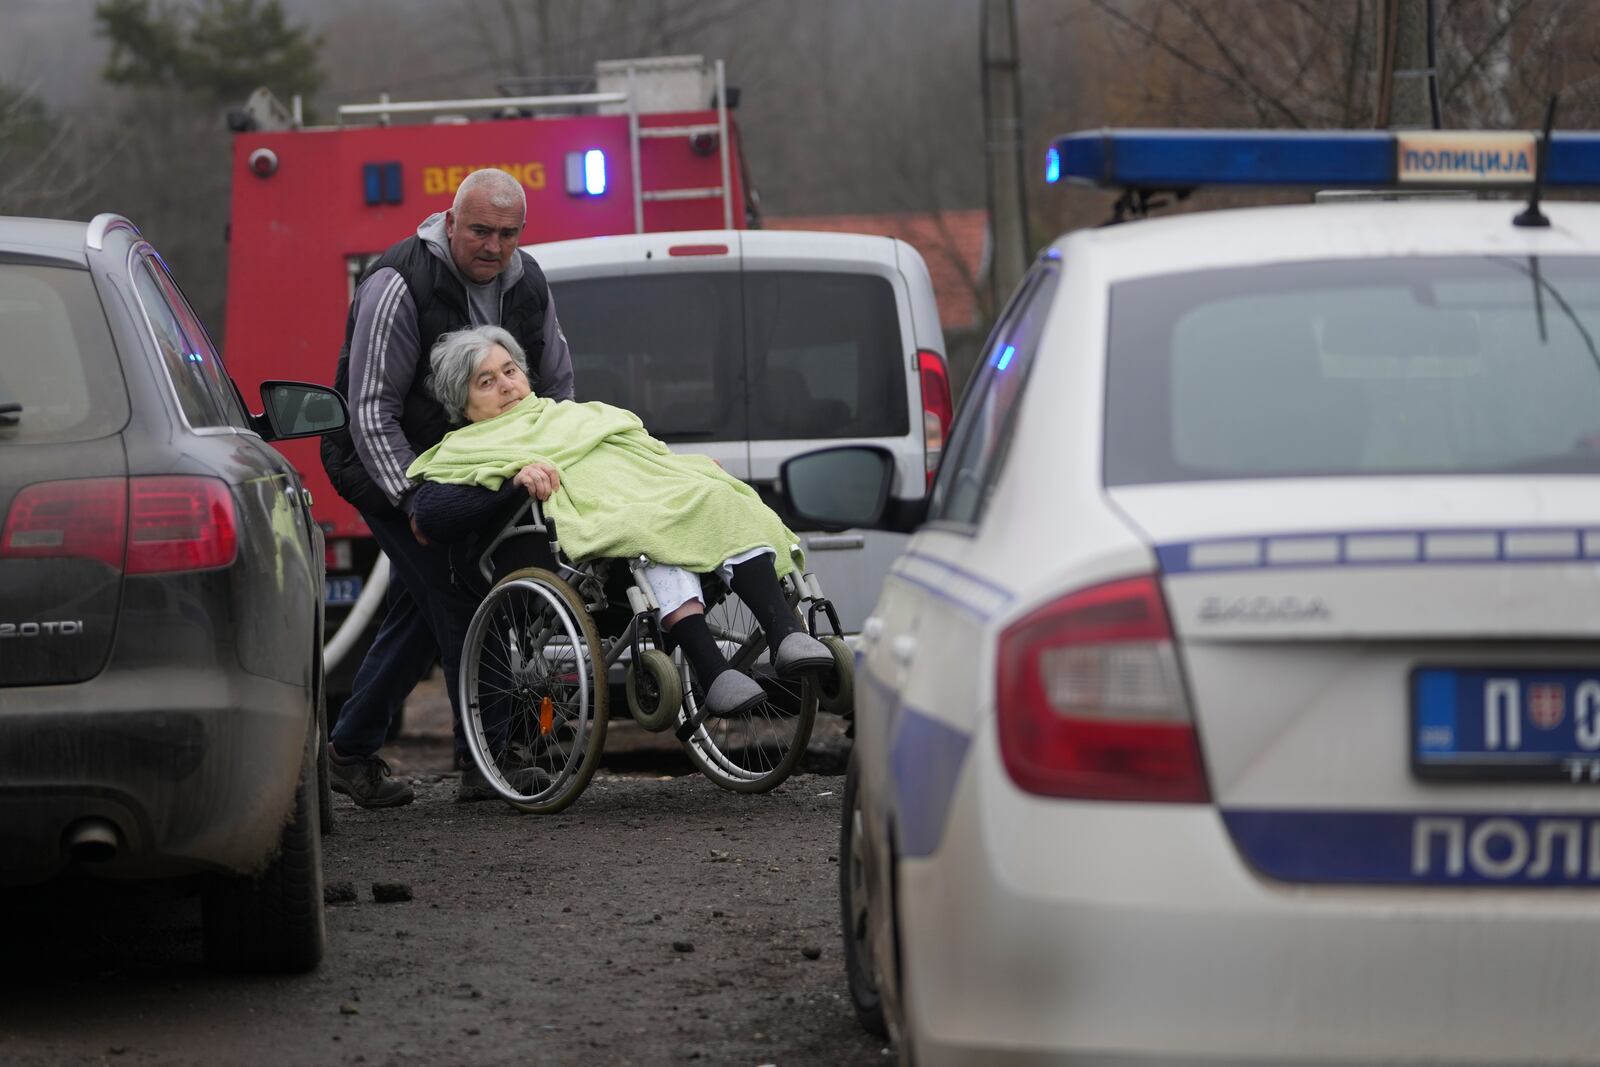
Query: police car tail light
1,478,128,570
997,575,1209,803
125,476,238,574
918,349,952,487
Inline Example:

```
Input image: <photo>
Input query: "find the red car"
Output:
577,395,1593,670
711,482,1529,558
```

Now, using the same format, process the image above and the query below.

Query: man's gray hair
429,325,530,423
452,168,526,215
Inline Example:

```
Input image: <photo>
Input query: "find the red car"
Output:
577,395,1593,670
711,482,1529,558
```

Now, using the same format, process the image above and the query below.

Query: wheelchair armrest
475,496,562,585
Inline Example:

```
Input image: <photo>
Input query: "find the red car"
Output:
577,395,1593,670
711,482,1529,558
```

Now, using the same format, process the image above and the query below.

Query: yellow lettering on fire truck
422,163,547,196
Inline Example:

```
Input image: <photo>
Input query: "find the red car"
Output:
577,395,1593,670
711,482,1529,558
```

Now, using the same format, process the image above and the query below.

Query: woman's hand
512,461,561,501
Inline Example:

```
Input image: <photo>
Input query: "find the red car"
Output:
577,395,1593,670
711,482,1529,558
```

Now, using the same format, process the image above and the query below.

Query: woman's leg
727,552,800,645
643,563,763,717
728,553,833,676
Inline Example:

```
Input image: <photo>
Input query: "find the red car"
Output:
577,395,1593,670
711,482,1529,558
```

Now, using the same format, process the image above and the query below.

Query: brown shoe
329,750,414,808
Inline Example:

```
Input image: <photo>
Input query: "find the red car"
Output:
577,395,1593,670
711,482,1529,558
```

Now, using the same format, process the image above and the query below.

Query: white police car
781,129,1600,1065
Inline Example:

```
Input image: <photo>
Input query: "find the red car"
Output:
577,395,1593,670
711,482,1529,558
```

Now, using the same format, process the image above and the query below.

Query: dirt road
0,681,883,1067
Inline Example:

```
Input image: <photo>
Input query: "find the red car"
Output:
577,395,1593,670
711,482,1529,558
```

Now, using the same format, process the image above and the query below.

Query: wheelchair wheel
460,567,608,814
678,586,817,793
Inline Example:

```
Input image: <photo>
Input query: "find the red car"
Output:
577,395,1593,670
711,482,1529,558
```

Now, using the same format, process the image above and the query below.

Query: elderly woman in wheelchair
405,326,850,811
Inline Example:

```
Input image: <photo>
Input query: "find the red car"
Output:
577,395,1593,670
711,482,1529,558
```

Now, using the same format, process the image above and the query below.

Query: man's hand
512,461,561,501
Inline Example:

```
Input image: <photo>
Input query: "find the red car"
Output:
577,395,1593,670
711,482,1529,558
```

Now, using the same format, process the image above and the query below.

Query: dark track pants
329,509,478,764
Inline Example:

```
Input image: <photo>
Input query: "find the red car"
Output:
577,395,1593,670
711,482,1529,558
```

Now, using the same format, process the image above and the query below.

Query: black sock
729,556,800,653
664,613,730,689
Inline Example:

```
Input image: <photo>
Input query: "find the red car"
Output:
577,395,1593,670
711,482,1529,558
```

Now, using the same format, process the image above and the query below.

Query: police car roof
1053,198,1600,286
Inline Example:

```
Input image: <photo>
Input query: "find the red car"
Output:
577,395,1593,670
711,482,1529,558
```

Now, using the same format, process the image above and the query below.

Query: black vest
320,236,551,518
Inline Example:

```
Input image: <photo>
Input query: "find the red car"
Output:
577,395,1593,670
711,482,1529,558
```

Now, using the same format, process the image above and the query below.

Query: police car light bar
1047,128,1600,191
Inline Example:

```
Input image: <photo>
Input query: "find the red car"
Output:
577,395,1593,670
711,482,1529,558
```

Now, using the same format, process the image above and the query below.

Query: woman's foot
773,631,834,678
704,670,766,718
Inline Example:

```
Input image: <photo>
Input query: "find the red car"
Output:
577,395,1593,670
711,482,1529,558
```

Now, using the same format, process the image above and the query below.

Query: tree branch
1087,0,1306,127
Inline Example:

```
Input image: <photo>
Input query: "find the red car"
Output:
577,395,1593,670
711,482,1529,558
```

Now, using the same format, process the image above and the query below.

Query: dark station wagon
0,213,345,972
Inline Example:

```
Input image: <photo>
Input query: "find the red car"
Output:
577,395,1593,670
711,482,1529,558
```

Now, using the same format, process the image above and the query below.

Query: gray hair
452,168,525,215
429,325,530,423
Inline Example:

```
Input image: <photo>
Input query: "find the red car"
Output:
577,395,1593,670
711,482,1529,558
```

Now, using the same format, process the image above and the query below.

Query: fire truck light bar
1047,128,1600,191
565,150,607,197
362,162,402,205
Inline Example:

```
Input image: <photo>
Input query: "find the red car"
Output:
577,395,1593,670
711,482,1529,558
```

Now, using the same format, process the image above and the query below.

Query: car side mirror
780,445,924,532
253,381,348,441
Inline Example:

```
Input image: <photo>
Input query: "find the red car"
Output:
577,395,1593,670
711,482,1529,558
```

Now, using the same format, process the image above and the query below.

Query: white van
524,228,951,637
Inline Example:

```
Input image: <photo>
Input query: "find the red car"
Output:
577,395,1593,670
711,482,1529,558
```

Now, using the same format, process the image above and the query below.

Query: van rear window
551,270,908,442
0,262,128,445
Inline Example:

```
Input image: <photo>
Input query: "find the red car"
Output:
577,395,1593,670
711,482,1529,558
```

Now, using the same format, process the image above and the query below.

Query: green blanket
407,395,800,576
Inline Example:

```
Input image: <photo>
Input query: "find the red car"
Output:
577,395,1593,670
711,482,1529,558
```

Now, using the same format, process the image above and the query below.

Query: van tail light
1,475,237,574
917,349,952,488
996,575,1209,803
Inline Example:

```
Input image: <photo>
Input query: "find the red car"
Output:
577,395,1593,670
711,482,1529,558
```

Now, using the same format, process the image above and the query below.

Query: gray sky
2,0,104,106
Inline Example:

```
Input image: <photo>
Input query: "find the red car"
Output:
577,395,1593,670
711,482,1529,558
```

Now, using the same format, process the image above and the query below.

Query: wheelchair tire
626,648,683,733
678,589,818,793
816,635,855,718
460,567,608,814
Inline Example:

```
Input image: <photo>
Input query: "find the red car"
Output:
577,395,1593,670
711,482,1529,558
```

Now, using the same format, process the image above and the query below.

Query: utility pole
981,0,1030,313
1375,0,1441,128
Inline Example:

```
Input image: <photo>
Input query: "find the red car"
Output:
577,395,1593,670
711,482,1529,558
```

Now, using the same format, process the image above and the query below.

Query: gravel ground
0,680,883,1067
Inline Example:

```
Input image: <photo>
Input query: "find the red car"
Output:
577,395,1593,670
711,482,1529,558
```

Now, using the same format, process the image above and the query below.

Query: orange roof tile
763,209,989,330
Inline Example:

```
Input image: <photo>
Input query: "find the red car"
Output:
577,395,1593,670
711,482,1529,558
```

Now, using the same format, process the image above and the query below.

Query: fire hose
322,552,390,671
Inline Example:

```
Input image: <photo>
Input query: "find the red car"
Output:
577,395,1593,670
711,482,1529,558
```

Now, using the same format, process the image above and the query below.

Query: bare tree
450,0,762,84
0,81,104,218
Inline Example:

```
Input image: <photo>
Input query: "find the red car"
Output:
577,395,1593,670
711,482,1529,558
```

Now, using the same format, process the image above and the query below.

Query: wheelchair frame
457,497,849,812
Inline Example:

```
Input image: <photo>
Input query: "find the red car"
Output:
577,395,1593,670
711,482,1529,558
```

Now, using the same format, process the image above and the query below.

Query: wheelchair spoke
679,576,816,793
461,570,608,813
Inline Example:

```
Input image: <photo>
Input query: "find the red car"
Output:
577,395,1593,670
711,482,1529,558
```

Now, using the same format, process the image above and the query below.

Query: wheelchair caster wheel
816,635,854,717
627,648,682,733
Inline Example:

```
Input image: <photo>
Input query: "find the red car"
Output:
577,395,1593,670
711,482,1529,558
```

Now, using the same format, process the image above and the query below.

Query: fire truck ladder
624,58,735,232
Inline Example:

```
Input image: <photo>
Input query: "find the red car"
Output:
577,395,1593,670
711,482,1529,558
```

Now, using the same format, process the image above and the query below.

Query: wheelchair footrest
673,708,708,743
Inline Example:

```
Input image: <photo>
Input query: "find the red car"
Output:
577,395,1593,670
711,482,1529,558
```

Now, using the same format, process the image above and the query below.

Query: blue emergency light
565,149,608,197
1047,128,1600,190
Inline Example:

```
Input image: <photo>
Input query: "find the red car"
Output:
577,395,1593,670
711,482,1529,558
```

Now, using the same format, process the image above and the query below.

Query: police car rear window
551,270,908,443
1104,255,1600,485
0,262,128,446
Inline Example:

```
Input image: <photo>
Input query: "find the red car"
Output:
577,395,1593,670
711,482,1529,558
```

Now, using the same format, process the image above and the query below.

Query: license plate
1413,668,1600,781
325,575,363,606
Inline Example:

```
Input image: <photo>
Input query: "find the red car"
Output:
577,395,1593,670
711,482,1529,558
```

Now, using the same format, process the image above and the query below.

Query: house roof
762,209,989,330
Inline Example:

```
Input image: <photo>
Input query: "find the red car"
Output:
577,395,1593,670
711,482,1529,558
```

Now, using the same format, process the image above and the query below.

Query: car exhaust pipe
64,818,119,863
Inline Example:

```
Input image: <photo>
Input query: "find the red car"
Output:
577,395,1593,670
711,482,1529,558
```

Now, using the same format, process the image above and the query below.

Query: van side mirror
253,381,348,441
780,445,913,530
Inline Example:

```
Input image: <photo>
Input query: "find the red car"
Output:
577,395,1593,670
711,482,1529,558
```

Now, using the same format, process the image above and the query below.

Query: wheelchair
455,497,855,814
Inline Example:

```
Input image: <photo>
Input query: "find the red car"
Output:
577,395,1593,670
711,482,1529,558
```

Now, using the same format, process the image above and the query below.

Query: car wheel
316,680,335,837
839,756,887,1037
202,744,326,973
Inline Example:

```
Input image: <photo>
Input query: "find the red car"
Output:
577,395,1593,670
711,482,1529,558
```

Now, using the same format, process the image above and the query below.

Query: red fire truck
222,56,754,699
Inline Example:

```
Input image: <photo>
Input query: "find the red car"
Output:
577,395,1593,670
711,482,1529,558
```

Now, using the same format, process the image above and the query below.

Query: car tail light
1,478,128,569
917,349,952,487
0,476,236,574
996,575,1209,803
126,476,238,574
